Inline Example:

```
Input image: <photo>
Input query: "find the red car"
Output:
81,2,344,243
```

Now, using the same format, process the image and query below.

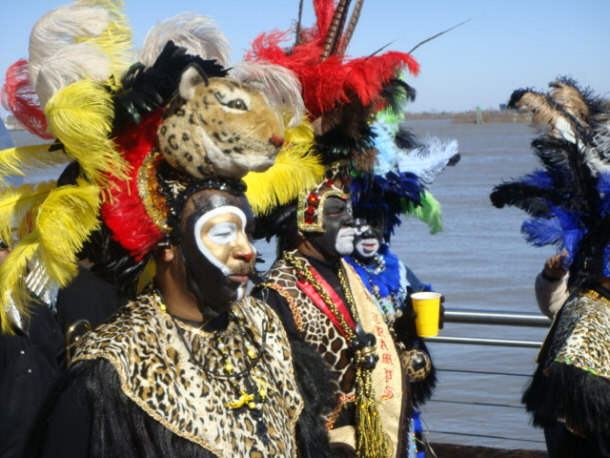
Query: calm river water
11,119,552,450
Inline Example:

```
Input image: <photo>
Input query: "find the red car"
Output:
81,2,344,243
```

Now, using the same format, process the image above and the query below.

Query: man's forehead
186,190,243,214
324,195,347,208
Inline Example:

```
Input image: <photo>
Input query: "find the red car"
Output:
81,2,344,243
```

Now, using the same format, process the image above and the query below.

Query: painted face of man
353,218,384,261
306,195,355,261
180,190,256,318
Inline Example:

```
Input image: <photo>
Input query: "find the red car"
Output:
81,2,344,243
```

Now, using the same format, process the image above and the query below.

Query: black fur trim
113,41,228,131
289,337,337,458
27,359,219,457
523,361,610,457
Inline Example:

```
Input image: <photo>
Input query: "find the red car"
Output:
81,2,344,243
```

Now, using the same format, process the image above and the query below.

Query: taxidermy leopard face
157,65,285,179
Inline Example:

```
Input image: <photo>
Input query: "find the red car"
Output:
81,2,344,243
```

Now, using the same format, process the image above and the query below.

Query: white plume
28,4,111,92
138,13,230,68
373,121,459,186
34,43,111,108
229,61,304,128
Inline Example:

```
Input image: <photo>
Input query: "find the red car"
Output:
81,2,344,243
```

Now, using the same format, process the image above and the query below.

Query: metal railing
421,308,552,449
425,308,551,348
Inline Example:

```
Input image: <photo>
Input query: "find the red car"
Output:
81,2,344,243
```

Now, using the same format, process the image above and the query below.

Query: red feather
248,32,419,118
246,1,419,119
1,59,53,139
101,112,164,260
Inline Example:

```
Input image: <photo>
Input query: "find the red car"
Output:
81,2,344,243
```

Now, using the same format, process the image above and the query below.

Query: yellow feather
0,236,39,334
0,145,67,184
35,179,101,286
244,122,324,215
0,181,56,244
45,80,128,186
137,257,156,294
0,179,102,332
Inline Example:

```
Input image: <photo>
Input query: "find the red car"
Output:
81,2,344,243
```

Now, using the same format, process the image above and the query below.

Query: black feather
490,182,555,217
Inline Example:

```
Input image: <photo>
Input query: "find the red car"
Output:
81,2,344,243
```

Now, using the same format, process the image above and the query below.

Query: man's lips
227,272,250,283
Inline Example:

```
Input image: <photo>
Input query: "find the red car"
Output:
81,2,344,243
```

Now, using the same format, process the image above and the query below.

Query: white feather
229,62,304,128
138,13,230,68
582,121,610,176
34,43,111,108
28,4,111,91
373,121,459,186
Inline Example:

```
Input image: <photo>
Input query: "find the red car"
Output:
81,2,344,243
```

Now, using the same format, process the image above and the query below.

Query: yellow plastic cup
411,292,442,337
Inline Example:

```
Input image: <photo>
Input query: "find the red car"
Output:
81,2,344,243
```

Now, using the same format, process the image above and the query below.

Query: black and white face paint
353,218,384,261
193,205,256,300
306,196,354,260
181,192,256,317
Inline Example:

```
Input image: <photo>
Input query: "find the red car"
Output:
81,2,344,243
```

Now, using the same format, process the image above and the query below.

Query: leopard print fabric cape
543,291,610,379
72,293,303,457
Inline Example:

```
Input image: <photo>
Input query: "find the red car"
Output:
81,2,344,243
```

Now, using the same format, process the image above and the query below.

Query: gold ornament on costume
400,348,432,382
137,151,172,235
297,161,351,232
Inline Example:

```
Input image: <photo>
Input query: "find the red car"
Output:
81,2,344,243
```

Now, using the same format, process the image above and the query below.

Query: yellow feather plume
0,181,56,244
45,80,128,186
35,179,101,286
0,237,39,334
0,145,67,185
244,121,324,215
0,179,101,333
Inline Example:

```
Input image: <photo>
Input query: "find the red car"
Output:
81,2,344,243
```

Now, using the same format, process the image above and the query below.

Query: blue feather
521,206,586,262
522,170,554,189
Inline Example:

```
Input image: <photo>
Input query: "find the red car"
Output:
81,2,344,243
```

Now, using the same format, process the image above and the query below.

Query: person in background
491,79,610,457
535,252,569,319
0,242,63,458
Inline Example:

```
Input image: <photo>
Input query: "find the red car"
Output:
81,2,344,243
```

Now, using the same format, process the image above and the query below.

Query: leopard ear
178,64,209,101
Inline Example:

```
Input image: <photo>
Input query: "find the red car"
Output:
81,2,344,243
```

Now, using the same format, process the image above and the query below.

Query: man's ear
158,245,176,262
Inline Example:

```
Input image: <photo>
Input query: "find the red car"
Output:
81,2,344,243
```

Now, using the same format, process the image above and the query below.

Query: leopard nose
269,135,284,148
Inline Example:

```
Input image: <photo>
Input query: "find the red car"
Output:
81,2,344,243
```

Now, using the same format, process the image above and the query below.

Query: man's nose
342,216,355,227
234,252,254,262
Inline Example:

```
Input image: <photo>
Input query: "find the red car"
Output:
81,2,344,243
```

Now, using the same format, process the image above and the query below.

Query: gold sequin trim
137,150,171,235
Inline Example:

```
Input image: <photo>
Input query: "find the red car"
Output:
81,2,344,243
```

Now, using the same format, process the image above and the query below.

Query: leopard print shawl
72,293,303,457
543,291,610,379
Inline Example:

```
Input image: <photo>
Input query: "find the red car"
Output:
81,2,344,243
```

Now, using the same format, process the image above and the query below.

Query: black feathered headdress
491,77,610,288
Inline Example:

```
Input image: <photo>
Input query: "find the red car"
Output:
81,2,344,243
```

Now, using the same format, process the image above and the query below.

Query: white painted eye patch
193,206,248,275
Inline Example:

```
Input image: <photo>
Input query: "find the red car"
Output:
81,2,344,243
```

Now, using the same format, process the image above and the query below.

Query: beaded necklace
153,291,270,444
282,251,388,458
352,253,386,275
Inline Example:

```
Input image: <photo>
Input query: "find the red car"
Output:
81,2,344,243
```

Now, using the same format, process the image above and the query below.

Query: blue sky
2,0,609,113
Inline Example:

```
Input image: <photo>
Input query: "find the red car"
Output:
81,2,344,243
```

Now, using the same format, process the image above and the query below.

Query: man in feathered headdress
491,78,610,458
246,1,448,456
0,3,336,456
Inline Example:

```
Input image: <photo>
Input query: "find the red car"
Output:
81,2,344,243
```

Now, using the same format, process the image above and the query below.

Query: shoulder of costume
70,296,157,365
